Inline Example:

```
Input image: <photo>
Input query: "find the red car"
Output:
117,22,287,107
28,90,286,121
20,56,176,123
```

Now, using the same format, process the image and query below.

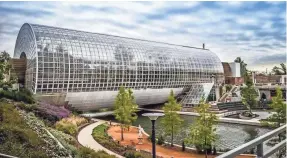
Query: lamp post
142,113,164,158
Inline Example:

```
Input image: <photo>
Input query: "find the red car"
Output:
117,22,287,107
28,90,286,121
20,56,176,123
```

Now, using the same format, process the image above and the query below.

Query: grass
0,102,48,158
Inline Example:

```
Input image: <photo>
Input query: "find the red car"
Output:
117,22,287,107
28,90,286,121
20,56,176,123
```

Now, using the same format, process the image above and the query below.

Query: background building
14,23,224,111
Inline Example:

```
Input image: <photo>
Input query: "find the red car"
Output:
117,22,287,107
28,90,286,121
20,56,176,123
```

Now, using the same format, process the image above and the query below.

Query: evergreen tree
160,90,183,146
186,98,218,156
114,86,138,141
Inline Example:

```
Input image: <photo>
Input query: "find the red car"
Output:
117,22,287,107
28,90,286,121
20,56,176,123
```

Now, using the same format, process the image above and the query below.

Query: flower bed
92,124,151,158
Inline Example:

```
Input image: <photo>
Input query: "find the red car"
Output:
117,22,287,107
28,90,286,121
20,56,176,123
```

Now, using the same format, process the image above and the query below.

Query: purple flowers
37,102,71,119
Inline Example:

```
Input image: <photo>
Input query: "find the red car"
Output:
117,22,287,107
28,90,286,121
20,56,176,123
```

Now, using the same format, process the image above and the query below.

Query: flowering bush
35,102,71,123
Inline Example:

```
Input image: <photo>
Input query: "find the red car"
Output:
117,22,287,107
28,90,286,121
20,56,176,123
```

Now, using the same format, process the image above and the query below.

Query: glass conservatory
14,23,224,111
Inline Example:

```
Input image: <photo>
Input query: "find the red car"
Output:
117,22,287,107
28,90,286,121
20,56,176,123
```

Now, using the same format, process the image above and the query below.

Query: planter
239,112,259,120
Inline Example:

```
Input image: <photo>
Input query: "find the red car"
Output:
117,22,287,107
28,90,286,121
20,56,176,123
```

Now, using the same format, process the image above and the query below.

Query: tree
125,88,138,129
234,57,247,77
113,86,138,141
271,63,286,75
0,51,16,88
260,87,286,158
160,90,183,147
265,87,286,127
185,98,218,157
240,74,258,116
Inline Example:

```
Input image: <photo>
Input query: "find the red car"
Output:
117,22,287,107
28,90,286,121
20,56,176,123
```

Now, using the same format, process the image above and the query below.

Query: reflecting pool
97,111,272,151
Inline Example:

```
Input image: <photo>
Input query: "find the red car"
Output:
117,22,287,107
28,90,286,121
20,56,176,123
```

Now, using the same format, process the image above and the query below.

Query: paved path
77,121,124,158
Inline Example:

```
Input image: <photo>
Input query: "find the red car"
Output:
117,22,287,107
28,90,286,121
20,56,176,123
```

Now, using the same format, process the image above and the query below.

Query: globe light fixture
142,113,164,158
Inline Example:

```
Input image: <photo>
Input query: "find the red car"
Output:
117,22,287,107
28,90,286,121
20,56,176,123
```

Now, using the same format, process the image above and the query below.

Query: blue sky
0,1,285,71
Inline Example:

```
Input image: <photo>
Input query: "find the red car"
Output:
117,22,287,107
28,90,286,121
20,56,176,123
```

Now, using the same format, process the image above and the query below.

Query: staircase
10,58,26,84
218,85,238,102
208,102,228,114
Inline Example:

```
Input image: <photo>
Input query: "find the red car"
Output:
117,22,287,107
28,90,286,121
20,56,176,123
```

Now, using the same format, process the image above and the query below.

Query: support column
256,143,263,158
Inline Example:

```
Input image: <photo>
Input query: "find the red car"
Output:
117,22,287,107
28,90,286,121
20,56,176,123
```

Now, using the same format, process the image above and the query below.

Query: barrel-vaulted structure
14,23,224,111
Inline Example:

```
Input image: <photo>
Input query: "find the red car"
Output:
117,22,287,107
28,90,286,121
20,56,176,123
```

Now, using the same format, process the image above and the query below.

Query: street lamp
142,113,164,158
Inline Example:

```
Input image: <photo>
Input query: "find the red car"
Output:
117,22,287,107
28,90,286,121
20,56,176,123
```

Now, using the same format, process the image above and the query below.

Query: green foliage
17,102,36,112
76,147,115,158
92,124,149,157
114,86,138,140
185,98,218,153
49,127,78,156
0,51,18,88
240,75,258,115
266,87,286,127
157,135,165,145
0,88,35,104
225,84,232,92
0,103,48,158
55,121,78,136
160,90,183,146
124,150,145,158
271,63,286,75
234,57,247,77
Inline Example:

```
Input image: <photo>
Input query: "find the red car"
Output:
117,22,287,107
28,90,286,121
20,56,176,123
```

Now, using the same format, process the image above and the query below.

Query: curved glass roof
14,23,224,109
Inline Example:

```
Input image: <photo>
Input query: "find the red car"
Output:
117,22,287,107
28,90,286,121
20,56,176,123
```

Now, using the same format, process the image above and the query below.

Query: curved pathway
77,120,124,158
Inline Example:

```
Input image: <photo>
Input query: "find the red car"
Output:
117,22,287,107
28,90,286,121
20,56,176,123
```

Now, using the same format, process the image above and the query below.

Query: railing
216,124,286,158
0,153,18,158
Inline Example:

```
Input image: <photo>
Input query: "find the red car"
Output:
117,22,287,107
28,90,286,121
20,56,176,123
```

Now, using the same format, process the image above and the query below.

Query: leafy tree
234,57,247,77
160,90,183,147
0,51,14,88
271,63,286,75
186,98,218,156
261,86,286,158
125,88,138,130
113,86,138,141
262,87,286,127
240,74,258,116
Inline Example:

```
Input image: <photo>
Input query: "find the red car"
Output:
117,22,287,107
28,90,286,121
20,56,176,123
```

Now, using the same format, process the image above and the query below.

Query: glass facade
14,23,224,111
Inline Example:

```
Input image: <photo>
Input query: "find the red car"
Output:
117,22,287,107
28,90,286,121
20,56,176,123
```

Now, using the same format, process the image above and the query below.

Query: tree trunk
121,125,124,141
171,124,174,147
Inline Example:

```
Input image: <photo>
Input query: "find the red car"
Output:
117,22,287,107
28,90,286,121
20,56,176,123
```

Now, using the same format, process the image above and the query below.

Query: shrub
124,150,143,158
55,121,78,136
17,103,36,112
76,147,115,158
157,135,165,145
0,89,35,104
37,102,71,120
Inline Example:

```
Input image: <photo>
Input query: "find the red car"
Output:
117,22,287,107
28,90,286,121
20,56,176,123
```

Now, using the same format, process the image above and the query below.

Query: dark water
98,111,272,151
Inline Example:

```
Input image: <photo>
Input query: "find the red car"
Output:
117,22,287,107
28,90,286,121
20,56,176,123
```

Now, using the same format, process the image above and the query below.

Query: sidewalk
77,121,124,158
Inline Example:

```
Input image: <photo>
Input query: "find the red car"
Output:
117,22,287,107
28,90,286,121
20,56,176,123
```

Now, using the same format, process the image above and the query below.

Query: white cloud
0,1,285,71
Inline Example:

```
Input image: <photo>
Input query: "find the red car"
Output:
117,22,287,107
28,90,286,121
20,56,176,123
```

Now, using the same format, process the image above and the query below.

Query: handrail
216,124,286,158
0,153,19,158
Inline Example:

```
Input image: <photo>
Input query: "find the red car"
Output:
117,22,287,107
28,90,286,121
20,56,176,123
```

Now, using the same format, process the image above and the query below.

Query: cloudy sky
0,1,286,72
